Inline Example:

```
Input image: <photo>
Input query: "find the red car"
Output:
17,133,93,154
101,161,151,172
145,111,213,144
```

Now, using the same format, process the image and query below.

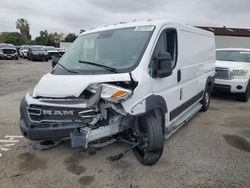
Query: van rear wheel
201,84,211,112
133,111,164,165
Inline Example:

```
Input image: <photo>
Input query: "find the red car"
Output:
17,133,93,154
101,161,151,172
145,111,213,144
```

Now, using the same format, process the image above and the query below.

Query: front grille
215,67,233,80
27,105,97,123
3,49,16,54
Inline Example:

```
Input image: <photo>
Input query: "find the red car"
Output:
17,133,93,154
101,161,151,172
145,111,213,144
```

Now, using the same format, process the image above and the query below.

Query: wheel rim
205,91,210,106
135,119,150,155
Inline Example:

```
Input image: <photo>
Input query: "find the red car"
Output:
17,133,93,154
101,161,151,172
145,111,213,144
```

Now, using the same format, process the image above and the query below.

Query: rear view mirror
150,52,173,78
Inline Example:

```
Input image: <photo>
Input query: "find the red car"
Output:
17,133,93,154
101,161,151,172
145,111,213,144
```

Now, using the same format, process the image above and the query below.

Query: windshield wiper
78,60,117,73
57,63,79,74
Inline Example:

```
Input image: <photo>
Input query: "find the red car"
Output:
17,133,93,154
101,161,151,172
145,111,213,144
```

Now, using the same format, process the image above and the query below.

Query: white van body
20,20,215,165
215,48,250,101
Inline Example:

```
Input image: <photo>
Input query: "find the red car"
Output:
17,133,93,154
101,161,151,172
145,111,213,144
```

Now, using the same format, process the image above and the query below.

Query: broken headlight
87,83,132,102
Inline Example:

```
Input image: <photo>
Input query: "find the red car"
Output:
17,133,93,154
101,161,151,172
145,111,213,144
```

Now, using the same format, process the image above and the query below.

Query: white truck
20,20,215,165
19,45,30,58
215,48,250,101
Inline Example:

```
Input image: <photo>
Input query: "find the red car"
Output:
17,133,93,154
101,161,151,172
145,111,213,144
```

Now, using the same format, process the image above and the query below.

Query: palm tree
16,18,30,39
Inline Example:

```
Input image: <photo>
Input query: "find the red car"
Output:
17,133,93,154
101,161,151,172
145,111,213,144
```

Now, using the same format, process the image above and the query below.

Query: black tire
238,81,250,102
201,84,211,112
133,111,164,165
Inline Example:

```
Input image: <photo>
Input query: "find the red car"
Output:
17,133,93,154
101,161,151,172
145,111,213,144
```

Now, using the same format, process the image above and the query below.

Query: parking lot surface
0,59,249,188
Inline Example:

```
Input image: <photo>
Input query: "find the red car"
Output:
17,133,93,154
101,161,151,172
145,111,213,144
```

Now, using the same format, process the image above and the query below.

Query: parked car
15,46,20,56
27,46,49,61
0,43,18,60
56,48,67,56
19,20,215,165
51,48,67,68
19,45,30,58
215,48,250,101
43,46,59,59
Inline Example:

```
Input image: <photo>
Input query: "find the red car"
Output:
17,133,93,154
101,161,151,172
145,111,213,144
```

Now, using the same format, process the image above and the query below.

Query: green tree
47,32,64,47
16,18,31,40
0,32,9,43
64,33,77,42
34,30,48,45
1,32,28,45
35,30,63,47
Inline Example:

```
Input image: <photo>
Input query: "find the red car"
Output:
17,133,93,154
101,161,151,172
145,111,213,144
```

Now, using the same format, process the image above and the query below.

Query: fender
129,95,167,115
206,76,215,91
145,95,168,114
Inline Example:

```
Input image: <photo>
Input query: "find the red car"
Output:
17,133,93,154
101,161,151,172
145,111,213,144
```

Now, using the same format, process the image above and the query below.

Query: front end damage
19,83,134,149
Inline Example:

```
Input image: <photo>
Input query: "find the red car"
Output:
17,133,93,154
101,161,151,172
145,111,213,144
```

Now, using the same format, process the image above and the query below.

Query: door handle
177,70,181,82
180,88,183,101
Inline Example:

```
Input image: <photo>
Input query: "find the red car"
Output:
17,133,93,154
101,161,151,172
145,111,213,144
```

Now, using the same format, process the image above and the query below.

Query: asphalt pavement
0,59,249,188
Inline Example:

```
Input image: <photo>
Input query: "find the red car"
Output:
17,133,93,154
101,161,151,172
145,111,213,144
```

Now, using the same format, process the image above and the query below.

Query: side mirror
151,52,173,78
52,56,60,68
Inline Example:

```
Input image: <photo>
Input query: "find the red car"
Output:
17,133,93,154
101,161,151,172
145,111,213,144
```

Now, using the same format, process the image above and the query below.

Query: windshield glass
46,47,56,50
216,50,250,63
32,47,45,51
56,26,154,74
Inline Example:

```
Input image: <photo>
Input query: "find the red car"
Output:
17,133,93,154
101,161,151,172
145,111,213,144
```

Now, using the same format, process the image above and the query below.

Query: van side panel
178,29,215,105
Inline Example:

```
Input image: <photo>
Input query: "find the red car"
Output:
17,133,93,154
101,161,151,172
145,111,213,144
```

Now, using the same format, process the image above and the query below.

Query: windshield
46,47,56,50
0,44,15,49
56,26,154,74
32,47,45,51
216,50,250,63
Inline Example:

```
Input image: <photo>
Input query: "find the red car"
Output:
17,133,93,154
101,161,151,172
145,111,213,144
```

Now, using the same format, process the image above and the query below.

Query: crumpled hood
216,60,249,70
33,73,131,98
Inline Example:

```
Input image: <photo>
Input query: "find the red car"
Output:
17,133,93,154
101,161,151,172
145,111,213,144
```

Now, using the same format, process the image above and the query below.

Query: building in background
59,41,72,49
198,26,250,49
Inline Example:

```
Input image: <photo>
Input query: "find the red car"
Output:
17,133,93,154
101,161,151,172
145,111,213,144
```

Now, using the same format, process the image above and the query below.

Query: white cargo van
20,20,215,165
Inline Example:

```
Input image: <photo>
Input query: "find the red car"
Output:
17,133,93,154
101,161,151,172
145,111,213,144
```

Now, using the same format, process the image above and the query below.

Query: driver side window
152,28,178,68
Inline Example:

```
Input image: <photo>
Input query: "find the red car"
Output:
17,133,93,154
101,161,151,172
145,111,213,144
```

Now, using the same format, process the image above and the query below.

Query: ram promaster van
20,20,215,165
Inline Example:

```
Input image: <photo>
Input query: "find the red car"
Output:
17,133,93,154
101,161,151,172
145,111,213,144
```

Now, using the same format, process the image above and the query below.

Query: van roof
80,20,213,37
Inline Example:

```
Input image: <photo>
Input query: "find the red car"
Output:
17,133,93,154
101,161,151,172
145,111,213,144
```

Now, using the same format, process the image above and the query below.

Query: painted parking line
0,140,19,143
5,135,24,138
3,144,15,147
0,135,23,158
0,147,9,151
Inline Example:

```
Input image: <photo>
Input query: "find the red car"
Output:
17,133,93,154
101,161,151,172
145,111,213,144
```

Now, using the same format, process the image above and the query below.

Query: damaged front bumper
19,91,130,148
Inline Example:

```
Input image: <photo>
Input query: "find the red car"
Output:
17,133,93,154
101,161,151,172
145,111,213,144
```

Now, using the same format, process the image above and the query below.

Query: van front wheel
133,111,164,165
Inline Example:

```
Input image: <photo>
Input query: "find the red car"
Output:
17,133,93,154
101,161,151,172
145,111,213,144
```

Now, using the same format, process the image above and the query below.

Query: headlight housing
87,83,132,103
233,69,248,77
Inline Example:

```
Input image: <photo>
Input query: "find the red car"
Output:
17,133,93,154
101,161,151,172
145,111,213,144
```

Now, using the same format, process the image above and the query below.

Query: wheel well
141,108,165,135
206,76,215,92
